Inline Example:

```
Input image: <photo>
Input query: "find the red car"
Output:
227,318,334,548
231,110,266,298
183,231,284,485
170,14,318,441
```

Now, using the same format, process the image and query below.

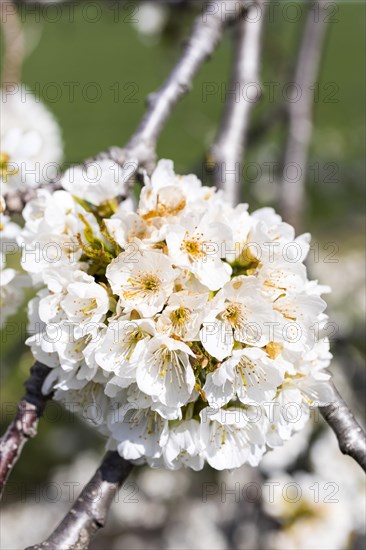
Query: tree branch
109,0,248,173
279,0,330,230
0,361,51,498
26,451,134,550
320,382,366,472
210,0,266,205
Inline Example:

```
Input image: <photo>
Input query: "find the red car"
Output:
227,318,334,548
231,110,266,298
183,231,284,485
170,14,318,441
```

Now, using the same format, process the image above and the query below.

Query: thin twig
210,0,266,205
320,382,366,472
26,451,134,550
280,0,330,230
113,0,248,173
0,361,51,498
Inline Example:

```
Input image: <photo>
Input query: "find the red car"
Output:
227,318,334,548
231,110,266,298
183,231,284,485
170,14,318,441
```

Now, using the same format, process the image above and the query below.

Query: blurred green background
1,1,365,549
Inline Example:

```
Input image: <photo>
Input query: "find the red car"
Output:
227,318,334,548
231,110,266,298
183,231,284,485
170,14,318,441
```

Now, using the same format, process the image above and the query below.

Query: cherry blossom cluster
1,85,63,326
19,159,333,470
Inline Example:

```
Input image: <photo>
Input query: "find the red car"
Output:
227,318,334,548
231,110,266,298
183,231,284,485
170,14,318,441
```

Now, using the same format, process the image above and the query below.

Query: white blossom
166,210,232,290
135,335,195,413
0,263,28,326
200,406,267,470
106,248,176,317
61,271,110,333
263,471,357,550
200,276,279,360
0,85,63,192
61,159,136,206
204,347,284,407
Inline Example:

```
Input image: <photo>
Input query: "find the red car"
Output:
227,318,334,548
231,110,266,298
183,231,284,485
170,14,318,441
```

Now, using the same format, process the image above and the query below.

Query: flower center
142,188,186,219
152,346,185,385
266,341,283,359
120,328,146,360
170,306,189,325
169,306,191,336
124,272,161,300
80,298,98,316
237,357,267,386
156,197,186,217
0,151,18,180
220,302,245,328
181,233,204,260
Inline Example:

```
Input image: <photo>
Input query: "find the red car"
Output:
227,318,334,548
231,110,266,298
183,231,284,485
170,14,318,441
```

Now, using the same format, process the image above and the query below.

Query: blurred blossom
260,422,312,473
0,500,70,550
263,471,354,550
310,249,365,330
51,450,100,488
263,427,365,550
112,534,162,550
164,499,228,550
138,467,190,500
111,490,167,529
132,2,168,41
0,85,63,192
310,428,366,531
0,253,29,327
0,212,21,243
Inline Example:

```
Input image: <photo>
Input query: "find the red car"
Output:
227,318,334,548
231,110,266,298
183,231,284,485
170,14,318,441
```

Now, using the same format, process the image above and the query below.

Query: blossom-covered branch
26,451,134,550
211,0,266,205
280,0,330,230
320,383,366,472
0,361,51,498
